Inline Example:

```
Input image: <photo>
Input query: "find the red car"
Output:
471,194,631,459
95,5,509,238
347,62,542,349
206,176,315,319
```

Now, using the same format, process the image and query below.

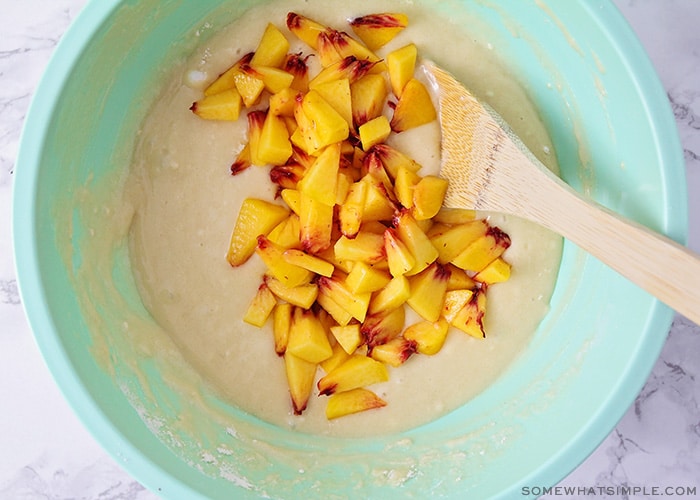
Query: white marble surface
1,1,698,498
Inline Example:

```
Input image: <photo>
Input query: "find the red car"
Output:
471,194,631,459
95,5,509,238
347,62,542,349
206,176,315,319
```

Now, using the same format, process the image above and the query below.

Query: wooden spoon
425,62,700,326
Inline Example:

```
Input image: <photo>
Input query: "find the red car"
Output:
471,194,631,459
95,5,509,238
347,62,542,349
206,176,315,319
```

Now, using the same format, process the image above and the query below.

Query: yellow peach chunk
297,143,341,206
272,302,293,355
351,73,388,127
243,282,277,327
474,257,512,284
403,318,449,355
287,307,333,364
256,235,313,288
406,262,451,322
250,23,290,68
325,388,387,420
226,198,289,267
284,352,317,415
412,175,449,220
317,354,389,395
344,261,392,294
257,112,293,166
190,88,242,121
386,43,417,97
264,275,319,309
368,275,410,314
282,249,335,277
451,226,511,272
204,52,253,96
350,13,409,51
358,115,392,151
390,78,437,132
370,337,416,367
330,324,363,355
299,192,334,254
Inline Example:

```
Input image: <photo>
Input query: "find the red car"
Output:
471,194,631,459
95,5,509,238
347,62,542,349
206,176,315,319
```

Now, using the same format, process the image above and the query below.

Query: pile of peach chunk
190,12,512,420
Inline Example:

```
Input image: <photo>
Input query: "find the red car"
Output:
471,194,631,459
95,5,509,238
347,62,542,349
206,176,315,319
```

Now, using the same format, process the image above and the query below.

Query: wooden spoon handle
486,146,699,325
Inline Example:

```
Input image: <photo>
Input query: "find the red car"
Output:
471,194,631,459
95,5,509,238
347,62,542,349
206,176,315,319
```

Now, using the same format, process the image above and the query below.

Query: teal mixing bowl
13,0,686,498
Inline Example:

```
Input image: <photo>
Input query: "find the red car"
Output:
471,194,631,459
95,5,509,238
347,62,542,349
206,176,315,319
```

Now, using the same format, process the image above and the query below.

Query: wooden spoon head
424,62,522,212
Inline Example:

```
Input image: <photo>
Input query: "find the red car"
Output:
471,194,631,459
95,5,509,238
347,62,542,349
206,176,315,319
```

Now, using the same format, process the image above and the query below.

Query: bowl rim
12,0,687,498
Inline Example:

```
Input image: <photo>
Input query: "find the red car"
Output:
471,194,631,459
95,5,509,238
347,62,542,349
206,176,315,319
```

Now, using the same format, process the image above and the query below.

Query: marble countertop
1,1,698,498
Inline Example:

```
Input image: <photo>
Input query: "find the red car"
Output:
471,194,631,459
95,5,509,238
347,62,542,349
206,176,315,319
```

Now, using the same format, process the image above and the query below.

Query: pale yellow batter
124,0,562,437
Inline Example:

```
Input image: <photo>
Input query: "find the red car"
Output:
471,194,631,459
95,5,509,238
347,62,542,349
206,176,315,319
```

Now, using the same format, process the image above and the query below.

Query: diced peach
287,307,333,363
246,65,295,94
394,165,420,209
403,318,449,355
272,302,293,355
320,342,352,374
433,207,477,224
335,170,354,205
450,286,487,339
442,288,475,324
312,78,353,126
299,192,334,254
264,275,319,309
279,189,301,215
317,354,389,395
334,231,385,264
406,262,451,322
300,90,350,150
338,180,368,238
316,290,353,326
284,352,317,414
344,261,392,294
386,43,417,97
368,275,410,314
370,337,416,367
226,198,289,266
362,177,398,222
330,323,363,354
474,257,512,284
257,112,293,166
361,306,405,347
282,249,334,277
350,13,408,50
335,29,382,63
256,235,313,288
297,142,341,206
269,87,301,117
362,150,394,194
451,226,511,272
286,12,327,49
243,282,277,327
412,175,449,220
230,143,252,176
283,52,310,91
318,276,371,322
369,143,422,178
384,227,415,277
309,56,379,88
246,110,267,166
233,68,266,107
446,264,477,291
251,23,290,68
204,52,253,96
430,220,488,264
393,210,439,275
350,73,388,127
190,88,243,121
325,388,387,419
390,78,437,132
270,163,305,190
358,115,391,151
